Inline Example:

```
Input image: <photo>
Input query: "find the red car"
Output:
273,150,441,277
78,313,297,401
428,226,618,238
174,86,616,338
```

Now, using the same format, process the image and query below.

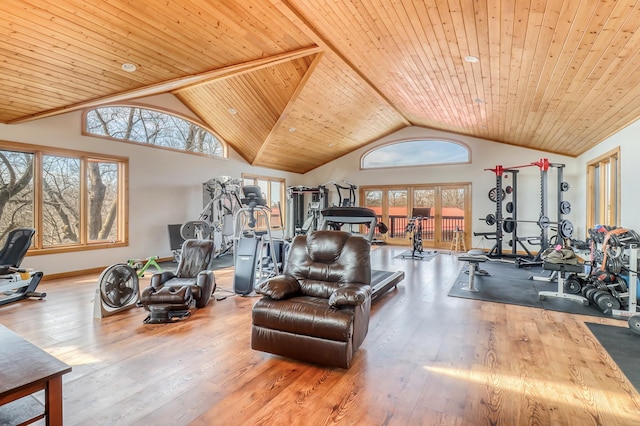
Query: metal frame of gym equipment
480,159,573,265
232,185,283,296
286,185,328,238
182,176,243,258
0,228,46,307
319,206,405,302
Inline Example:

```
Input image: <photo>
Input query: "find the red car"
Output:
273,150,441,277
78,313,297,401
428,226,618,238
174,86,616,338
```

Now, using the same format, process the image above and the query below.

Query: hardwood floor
1,246,639,425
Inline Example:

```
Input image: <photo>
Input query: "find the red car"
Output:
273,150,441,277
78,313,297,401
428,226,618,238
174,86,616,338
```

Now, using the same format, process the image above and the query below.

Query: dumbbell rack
611,245,639,318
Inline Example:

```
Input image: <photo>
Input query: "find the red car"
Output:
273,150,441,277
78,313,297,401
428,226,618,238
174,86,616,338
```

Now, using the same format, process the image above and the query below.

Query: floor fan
93,263,140,318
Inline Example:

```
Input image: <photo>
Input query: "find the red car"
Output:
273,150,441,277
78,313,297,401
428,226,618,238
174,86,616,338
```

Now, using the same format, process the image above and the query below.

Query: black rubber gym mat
448,259,608,318
586,322,640,393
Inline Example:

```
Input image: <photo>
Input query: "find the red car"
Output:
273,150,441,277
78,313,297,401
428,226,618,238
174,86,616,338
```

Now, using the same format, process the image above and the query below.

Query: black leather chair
140,239,216,323
251,230,372,368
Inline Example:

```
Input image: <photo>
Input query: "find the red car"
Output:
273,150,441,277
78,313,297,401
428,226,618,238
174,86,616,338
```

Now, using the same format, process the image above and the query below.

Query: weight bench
458,252,490,292
538,261,588,305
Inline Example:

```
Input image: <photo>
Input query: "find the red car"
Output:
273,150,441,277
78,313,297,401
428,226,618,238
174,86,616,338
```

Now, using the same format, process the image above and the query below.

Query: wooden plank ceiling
2,1,640,173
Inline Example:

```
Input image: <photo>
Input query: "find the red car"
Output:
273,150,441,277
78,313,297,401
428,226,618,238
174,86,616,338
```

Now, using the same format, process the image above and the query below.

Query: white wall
304,126,580,249
576,119,640,232
0,94,301,274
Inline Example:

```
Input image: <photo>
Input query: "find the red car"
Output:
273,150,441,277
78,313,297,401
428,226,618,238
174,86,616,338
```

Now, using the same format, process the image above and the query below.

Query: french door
361,183,471,249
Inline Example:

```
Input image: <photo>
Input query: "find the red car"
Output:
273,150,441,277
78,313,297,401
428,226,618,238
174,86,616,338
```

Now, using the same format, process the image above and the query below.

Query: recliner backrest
175,239,215,278
285,230,371,298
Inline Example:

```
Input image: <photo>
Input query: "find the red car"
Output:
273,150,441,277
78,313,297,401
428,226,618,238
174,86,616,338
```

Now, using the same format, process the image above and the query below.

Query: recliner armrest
255,275,301,300
329,284,371,307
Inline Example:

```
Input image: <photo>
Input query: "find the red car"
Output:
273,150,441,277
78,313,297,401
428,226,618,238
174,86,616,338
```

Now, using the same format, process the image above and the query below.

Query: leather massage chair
140,239,216,324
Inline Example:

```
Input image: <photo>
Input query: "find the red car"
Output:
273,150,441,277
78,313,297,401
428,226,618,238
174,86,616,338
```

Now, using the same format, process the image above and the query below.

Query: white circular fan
93,264,140,318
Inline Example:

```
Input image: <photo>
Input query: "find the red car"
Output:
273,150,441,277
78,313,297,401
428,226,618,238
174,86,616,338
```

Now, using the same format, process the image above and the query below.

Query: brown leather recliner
251,230,372,368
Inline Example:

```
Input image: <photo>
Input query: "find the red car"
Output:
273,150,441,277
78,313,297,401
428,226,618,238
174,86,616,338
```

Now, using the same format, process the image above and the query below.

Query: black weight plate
503,218,515,233
563,277,582,294
629,315,640,335
505,185,513,194
506,201,514,213
581,284,596,298
596,293,620,314
585,287,599,302
488,188,505,202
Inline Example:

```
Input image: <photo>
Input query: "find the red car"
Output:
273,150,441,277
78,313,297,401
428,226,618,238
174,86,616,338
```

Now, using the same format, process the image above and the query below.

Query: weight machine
479,159,573,264
287,185,328,238
232,185,284,296
181,176,242,257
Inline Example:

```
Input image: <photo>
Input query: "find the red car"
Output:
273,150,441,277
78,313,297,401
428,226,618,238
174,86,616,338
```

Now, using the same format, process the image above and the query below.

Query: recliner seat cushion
252,295,354,342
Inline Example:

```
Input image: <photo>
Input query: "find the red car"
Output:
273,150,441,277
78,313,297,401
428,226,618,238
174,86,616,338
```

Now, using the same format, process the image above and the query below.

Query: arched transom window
84,105,225,158
361,139,470,169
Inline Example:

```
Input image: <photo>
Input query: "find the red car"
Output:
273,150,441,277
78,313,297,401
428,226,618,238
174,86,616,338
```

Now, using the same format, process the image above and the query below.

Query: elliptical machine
232,186,284,295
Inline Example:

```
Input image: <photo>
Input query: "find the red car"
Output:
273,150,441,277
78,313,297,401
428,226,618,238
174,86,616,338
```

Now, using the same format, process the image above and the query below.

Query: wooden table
0,324,71,426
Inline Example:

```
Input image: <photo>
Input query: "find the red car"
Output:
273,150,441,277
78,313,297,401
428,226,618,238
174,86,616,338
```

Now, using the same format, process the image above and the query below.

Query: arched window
84,105,225,158
361,139,470,169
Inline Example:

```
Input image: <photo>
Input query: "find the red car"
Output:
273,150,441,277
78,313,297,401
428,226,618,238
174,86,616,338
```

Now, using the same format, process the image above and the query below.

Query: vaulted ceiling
3,1,640,173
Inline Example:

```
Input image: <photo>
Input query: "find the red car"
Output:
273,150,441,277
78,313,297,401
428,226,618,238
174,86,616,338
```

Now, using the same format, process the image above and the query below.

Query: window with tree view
84,106,225,158
0,143,127,252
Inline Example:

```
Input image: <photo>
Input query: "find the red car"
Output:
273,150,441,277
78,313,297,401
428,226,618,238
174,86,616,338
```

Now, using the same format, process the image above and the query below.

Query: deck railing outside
381,215,464,242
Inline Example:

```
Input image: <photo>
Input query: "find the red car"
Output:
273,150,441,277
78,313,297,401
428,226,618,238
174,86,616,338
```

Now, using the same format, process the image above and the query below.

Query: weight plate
506,201,514,213
558,219,574,239
485,213,496,226
503,218,515,234
559,201,571,215
581,284,596,298
596,293,620,314
560,181,570,192
505,185,513,194
563,276,582,294
616,275,628,293
488,188,505,202
584,287,599,302
628,315,640,335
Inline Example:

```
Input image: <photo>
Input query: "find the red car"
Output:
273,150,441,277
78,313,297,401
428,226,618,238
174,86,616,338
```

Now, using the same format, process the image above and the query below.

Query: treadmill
320,206,405,301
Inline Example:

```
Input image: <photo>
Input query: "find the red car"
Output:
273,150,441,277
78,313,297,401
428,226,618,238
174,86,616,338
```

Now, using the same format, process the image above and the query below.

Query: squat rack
481,158,572,260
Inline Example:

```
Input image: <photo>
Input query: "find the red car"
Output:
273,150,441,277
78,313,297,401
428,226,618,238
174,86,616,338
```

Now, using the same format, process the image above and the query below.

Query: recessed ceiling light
288,127,296,132
121,63,137,72
228,108,237,115
464,56,479,63
474,98,484,103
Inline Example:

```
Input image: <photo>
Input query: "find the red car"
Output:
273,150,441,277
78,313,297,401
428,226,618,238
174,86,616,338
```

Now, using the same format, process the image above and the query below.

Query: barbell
482,213,574,239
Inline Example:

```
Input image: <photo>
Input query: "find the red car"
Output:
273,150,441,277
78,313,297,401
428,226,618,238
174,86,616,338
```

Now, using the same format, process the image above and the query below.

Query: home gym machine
0,228,46,307
478,159,574,265
287,185,328,238
232,185,284,295
181,176,242,258
319,206,404,301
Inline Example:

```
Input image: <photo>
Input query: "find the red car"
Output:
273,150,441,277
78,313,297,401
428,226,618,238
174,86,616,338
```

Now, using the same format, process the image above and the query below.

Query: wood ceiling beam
7,45,322,124
272,0,411,127
252,51,325,166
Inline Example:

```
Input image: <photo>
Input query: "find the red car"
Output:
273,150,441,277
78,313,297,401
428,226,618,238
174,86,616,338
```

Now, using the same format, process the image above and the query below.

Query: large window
0,142,128,253
587,147,620,229
361,139,470,169
84,105,225,158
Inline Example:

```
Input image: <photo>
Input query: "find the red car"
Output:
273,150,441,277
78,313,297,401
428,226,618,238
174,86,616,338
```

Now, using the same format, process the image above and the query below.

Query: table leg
45,376,63,426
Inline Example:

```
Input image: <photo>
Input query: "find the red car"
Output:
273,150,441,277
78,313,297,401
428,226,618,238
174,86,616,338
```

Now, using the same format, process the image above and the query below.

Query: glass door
386,189,408,244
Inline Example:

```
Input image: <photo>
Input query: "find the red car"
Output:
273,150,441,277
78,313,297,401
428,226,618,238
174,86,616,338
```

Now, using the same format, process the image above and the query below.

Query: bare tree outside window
0,144,126,252
0,150,34,241
42,155,80,245
85,106,224,157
